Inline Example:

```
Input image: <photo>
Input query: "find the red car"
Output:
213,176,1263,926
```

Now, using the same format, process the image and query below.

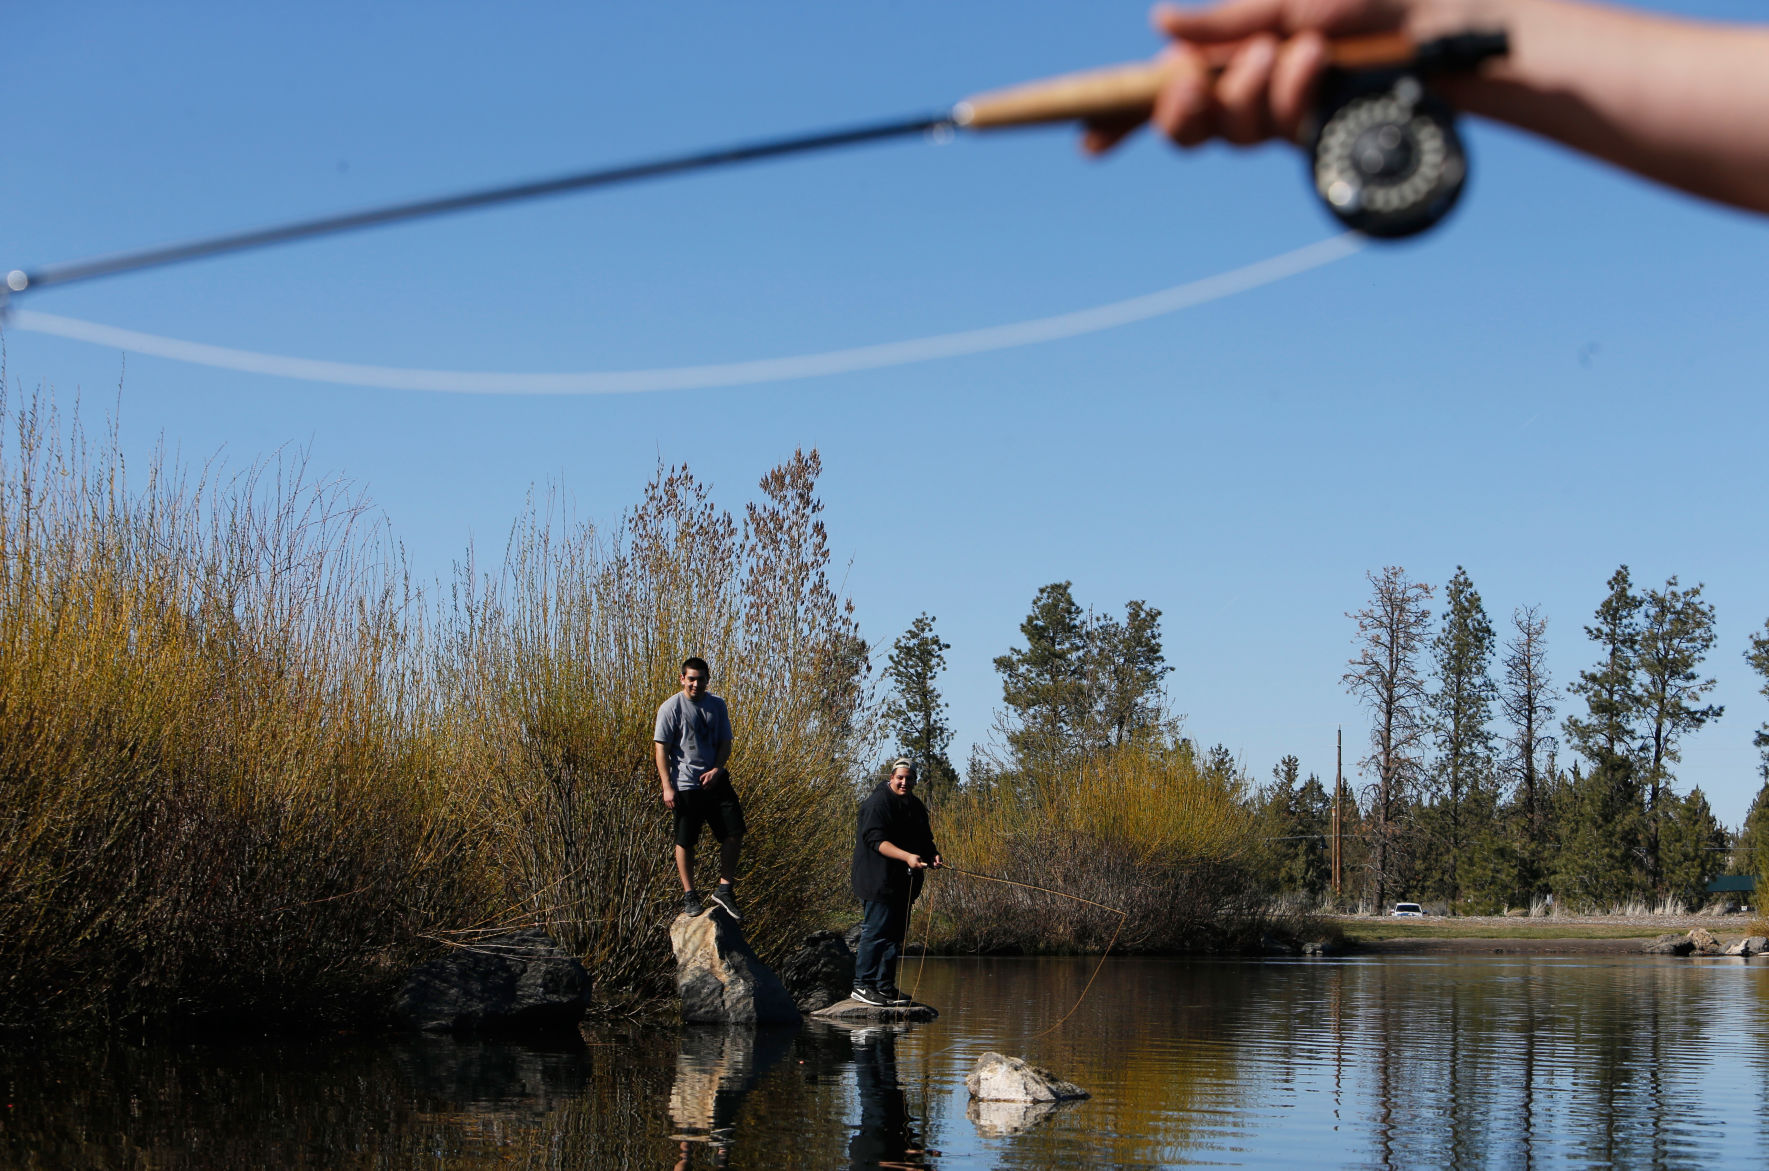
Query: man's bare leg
675,844,695,892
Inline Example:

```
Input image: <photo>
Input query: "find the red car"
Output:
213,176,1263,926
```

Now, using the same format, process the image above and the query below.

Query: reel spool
1307,72,1469,239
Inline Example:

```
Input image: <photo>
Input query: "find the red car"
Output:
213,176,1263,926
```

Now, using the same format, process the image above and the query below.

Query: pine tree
1427,567,1497,904
1088,600,1172,746
994,584,1172,775
1343,567,1435,908
994,582,1090,772
882,612,958,802
1635,577,1722,895
1659,788,1726,909
1561,566,1647,902
1256,755,1331,898
1499,605,1556,895
1746,619,1769,782
1743,622,1769,890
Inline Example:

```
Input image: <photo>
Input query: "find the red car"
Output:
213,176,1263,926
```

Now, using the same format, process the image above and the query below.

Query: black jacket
851,780,940,903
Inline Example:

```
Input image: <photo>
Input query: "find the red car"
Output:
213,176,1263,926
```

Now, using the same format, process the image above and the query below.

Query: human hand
931,855,944,869
905,853,927,870
1084,0,1467,153
661,784,677,810
699,766,726,787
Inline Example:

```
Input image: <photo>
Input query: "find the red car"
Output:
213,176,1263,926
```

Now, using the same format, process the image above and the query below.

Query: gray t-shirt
653,691,733,791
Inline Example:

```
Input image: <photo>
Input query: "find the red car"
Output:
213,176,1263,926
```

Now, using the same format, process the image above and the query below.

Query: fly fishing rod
2,29,1505,305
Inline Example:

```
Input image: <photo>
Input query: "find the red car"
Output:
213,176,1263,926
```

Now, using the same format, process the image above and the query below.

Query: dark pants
854,895,911,991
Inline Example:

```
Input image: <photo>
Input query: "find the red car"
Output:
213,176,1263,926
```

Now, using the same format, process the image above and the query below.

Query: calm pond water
5,954,1768,1169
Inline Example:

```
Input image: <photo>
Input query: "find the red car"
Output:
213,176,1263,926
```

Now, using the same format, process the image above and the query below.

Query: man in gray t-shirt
653,655,744,920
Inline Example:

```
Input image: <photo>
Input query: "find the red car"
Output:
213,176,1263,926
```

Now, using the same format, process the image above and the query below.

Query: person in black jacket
850,759,942,1007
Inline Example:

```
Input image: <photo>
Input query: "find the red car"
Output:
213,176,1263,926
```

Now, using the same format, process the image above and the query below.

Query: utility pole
1331,726,1343,899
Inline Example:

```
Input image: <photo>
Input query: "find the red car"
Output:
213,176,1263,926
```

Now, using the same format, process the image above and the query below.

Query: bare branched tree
1343,566,1435,907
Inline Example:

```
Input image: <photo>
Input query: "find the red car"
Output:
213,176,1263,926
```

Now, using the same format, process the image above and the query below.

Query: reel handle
952,31,1502,128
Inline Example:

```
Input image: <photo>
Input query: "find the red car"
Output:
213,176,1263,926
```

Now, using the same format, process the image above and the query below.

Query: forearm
654,743,673,789
1444,0,1769,211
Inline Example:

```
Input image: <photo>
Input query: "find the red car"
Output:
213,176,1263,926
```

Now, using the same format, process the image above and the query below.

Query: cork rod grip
953,32,1417,129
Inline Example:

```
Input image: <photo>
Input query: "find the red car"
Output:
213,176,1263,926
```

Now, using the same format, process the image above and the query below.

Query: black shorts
672,783,746,848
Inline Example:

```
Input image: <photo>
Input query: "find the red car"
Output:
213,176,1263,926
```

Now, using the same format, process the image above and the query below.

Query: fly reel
1307,72,1467,238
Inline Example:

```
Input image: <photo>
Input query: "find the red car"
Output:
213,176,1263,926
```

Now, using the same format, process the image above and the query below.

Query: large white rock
670,910,800,1025
965,1051,1089,1102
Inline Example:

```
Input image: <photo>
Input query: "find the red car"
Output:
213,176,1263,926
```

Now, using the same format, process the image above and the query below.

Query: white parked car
1390,902,1425,917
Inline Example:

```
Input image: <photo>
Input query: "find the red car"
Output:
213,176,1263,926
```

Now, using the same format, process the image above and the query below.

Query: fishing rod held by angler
2,29,1505,302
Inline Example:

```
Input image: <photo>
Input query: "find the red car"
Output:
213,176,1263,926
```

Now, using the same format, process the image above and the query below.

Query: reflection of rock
811,997,938,1023
1643,933,1695,956
777,931,855,1012
667,1026,794,1141
395,930,592,1034
967,1096,1071,1137
671,912,800,1025
389,1035,592,1110
966,1052,1089,1102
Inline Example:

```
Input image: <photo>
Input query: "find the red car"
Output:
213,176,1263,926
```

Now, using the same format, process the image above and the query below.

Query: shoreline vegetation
0,389,1273,1036
4,383,1767,1037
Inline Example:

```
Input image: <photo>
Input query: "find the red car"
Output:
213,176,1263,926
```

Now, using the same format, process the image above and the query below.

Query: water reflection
668,1026,794,1166
3,956,1767,1168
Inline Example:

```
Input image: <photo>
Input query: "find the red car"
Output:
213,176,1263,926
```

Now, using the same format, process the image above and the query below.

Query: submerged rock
670,910,800,1026
812,998,939,1023
395,929,592,1035
777,930,855,1013
965,1052,1089,1103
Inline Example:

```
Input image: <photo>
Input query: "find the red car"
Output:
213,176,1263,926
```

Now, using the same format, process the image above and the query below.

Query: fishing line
5,234,1362,395
909,864,1128,1043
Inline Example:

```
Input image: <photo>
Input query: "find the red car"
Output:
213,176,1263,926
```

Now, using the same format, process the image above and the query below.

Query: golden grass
933,740,1265,953
0,380,867,1028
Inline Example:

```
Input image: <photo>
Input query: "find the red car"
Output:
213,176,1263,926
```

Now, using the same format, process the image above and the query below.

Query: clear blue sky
6,2,1767,822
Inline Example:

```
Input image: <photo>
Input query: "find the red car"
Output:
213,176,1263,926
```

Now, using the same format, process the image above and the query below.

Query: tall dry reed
933,740,1263,953
437,452,871,994
0,388,487,1029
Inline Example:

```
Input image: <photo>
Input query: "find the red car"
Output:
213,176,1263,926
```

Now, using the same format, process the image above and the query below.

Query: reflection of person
1086,0,1769,215
848,1028,933,1170
851,760,942,1007
655,656,742,919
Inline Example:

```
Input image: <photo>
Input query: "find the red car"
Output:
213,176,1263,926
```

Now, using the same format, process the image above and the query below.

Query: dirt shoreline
1334,914,1764,955
1351,936,1667,955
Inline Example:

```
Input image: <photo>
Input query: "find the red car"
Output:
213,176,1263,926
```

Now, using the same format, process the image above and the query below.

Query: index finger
1154,0,1288,44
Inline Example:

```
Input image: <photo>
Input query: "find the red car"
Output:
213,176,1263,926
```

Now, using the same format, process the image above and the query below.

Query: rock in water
777,930,855,1013
670,910,801,1025
965,1052,1089,1102
1688,927,1723,956
395,929,592,1034
1642,932,1695,956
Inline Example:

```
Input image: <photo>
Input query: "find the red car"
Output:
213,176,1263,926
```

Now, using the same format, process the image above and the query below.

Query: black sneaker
710,883,741,921
851,986,890,1007
682,889,704,917
878,986,913,1007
